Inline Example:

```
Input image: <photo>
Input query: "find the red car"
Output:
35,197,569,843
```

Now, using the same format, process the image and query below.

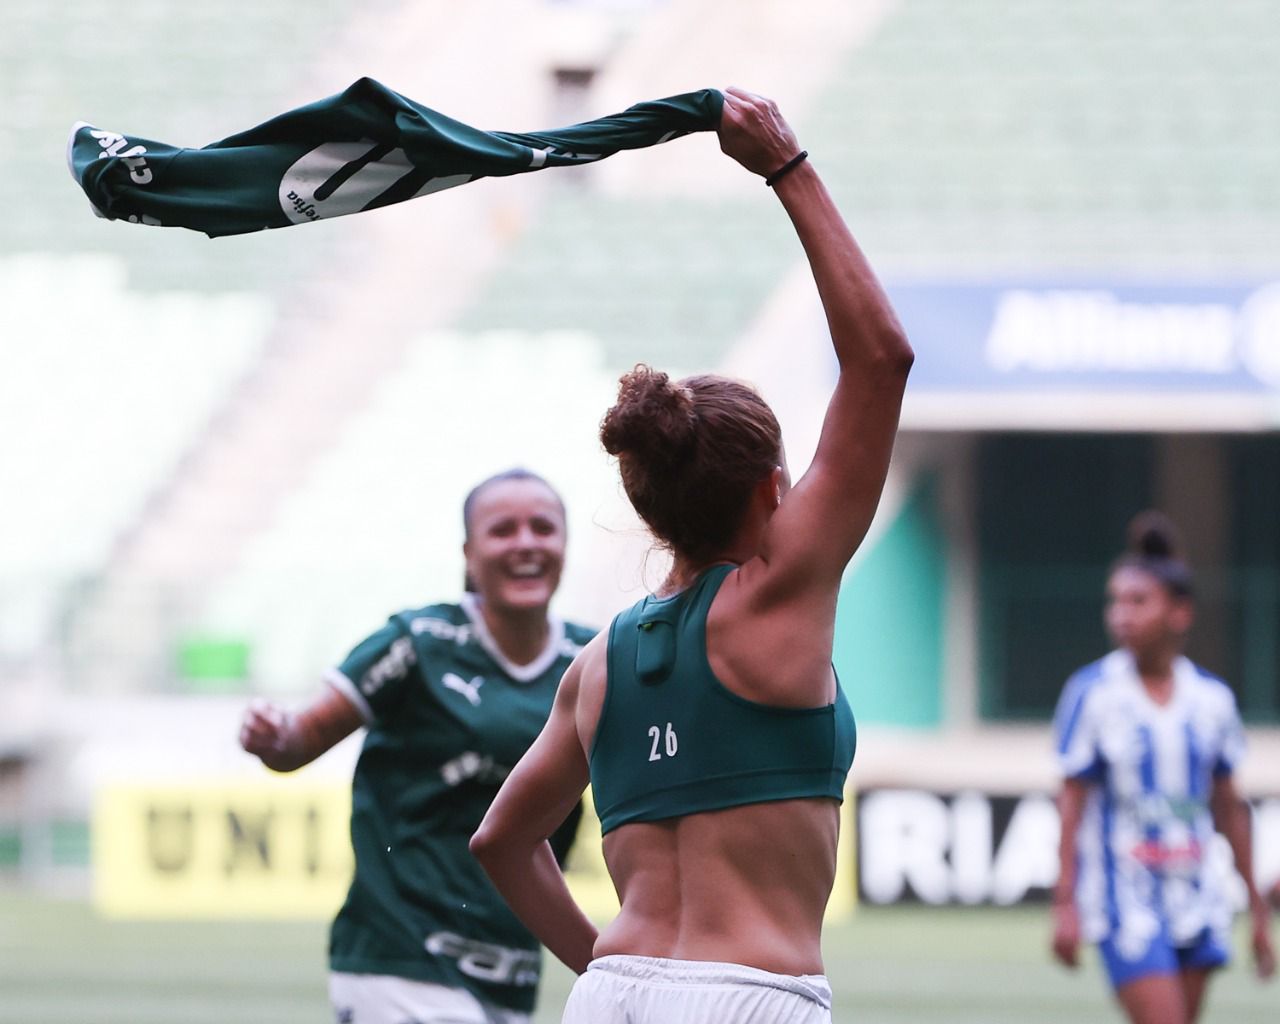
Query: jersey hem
327,957,536,1013
598,772,846,835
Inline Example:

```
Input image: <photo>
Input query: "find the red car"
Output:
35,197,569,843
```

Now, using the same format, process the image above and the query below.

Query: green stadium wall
834,474,946,728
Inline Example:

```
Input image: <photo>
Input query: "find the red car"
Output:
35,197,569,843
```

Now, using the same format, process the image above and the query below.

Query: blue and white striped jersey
1053,650,1245,954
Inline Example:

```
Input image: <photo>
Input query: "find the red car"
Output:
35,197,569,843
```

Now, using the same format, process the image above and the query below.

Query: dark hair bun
1126,509,1182,560
600,365,697,470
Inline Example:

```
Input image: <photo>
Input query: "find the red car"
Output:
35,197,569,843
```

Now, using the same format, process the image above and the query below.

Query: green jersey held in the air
326,594,594,1012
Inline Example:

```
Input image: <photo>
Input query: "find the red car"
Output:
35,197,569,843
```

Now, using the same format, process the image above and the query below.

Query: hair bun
1126,509,1181,560
600,364,697,469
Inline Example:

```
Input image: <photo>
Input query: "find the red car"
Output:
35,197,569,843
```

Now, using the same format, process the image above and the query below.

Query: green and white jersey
324,594,594,1012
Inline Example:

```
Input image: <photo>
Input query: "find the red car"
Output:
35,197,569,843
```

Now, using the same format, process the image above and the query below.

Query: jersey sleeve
1213,688,1246,778
324,618,418,725
1053,670,1104,782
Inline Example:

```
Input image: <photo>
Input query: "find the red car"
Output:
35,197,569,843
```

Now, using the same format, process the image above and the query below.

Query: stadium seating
458,195,800,371
5,0,360,291
0,254,268,671
199,329,623,691
5,0,1278,701
803,0,1279,269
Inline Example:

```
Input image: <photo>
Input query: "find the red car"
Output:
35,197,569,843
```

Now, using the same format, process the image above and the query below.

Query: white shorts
561,955,833,1024
329,971,531,1024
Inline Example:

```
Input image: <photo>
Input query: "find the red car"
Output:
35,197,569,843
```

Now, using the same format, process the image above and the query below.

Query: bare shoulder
566,630,609,689
716,551,839,621
706,559,838,707
570,630,610,752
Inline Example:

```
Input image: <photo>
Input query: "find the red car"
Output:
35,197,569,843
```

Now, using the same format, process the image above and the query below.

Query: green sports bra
589,564,856,835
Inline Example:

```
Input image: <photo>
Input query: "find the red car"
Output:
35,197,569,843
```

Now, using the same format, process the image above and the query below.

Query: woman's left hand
1252,902,1276,980
717,87,800,180
1050,901,1081,969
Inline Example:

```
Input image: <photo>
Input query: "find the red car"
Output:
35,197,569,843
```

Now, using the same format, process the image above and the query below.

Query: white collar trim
459,592,565,683
1110,649,1192,710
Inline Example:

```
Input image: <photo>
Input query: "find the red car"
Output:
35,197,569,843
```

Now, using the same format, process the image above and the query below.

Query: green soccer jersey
591,564,856,835
325,594,594,1012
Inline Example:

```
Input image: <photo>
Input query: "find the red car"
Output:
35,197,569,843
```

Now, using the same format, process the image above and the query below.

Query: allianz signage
887,282,1280,393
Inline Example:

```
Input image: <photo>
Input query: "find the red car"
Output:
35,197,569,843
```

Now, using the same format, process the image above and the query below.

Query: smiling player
239,468,595,1024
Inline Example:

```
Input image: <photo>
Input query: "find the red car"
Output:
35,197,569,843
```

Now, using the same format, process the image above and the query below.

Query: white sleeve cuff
325,668,375,725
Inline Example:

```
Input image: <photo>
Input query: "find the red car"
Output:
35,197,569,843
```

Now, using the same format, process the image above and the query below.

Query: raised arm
239,685,363,773
470,637,604,973
718,88,913,586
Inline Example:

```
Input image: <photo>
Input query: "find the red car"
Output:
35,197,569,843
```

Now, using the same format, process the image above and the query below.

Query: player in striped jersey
1052,511,1275,1024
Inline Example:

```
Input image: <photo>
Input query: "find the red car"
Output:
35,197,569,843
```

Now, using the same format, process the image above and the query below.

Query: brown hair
1112,509,1194,599
600,365,782,563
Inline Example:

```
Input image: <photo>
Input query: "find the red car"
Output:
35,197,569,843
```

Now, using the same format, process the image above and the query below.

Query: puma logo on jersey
442,672,485,706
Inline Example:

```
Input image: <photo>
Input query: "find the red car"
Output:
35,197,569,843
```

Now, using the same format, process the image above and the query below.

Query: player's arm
1051,777,1089,968
717,88,913,595
241,619,413,771
239,685,364,772
471,643,601,974
1211,774,1276,980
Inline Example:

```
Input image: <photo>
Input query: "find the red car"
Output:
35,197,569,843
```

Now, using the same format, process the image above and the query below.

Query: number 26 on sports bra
647,722,679,762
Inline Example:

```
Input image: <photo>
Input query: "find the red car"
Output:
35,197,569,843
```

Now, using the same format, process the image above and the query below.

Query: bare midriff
592,796,840,976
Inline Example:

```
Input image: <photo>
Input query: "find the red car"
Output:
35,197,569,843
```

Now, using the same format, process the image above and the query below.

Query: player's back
583,564,854,974
594,796,839,974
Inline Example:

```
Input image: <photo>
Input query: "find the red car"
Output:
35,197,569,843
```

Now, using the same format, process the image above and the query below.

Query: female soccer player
470,88,913,1023
1051,511,1276,1024
239,468,595,1024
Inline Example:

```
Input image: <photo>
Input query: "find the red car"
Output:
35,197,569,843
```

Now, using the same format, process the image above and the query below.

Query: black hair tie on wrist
765,150,808,187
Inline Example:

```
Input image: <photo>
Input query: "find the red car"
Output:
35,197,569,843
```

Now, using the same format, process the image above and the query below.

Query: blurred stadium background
2,0,1278,1020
